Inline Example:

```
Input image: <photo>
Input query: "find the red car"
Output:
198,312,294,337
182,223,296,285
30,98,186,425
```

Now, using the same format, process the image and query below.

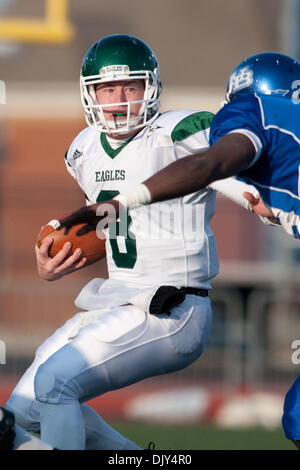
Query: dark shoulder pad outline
64,148,73,168
171,111,214,142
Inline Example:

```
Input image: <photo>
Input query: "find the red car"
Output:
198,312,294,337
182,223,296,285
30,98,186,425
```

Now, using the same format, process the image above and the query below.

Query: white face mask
80,69,161,135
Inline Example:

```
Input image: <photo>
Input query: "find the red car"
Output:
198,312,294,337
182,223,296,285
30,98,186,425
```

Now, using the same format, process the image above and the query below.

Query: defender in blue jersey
210,92,300,239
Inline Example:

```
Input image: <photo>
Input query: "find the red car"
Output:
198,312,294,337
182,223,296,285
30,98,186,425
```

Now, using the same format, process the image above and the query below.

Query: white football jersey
65,110,219,289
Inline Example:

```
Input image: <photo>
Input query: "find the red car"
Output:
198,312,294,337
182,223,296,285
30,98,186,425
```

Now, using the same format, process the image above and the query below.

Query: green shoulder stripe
171,111,214,142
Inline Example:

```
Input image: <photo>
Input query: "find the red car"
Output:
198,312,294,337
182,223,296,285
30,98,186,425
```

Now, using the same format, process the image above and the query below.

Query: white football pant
7,294,212,449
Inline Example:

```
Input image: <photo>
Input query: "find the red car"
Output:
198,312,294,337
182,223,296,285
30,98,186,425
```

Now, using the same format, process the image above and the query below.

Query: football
36,219,106,265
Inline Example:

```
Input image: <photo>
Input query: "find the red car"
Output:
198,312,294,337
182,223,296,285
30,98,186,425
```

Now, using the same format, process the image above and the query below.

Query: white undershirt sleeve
209,177,260,211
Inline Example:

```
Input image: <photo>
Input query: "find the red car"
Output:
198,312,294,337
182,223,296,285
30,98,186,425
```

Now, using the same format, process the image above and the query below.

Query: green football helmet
80,34,162,134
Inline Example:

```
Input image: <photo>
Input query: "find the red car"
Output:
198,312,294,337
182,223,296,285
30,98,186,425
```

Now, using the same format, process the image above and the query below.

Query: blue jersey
209,94,300,238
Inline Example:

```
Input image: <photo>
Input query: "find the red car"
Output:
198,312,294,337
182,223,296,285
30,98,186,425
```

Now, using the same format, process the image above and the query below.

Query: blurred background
0,0,299,449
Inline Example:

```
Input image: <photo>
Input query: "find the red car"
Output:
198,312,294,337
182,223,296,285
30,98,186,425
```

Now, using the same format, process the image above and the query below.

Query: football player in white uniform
7,34,261,450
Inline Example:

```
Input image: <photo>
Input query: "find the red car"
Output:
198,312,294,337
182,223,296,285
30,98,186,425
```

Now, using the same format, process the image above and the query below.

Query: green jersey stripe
171,111,214,142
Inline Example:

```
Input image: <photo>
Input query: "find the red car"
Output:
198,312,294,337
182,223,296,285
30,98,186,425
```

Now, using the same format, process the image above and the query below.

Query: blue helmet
225,52,300,104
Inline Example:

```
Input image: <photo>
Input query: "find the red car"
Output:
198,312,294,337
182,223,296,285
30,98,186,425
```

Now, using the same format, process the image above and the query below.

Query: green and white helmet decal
80,34,162,134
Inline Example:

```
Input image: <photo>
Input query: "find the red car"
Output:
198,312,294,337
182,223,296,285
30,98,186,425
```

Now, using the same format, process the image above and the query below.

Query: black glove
58,200,119,236
149,286,186,315
58,204,101,236
0,407,16,450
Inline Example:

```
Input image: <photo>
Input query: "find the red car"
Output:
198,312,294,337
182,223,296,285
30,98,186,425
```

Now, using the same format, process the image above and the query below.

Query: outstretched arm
58,133,256,233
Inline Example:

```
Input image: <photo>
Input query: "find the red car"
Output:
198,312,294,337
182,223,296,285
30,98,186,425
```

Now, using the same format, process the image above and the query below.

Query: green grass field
111,421,296,450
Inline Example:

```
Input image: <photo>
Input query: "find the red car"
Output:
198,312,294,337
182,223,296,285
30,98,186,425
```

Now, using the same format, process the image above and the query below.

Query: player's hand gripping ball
36,219,106,266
